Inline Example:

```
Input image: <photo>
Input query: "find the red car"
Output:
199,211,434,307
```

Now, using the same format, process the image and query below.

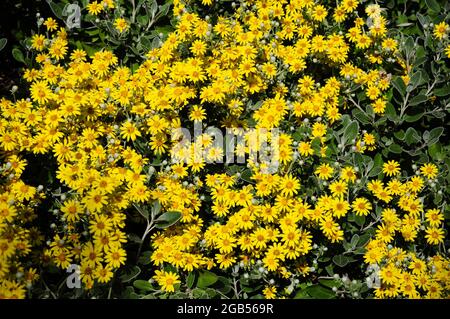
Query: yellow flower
329,180,347,198
425,209,444,227
44,18,58,31
114,18,128,33
95,265,114,283
446,44,450,58
383,160,400,176
298,141,314,157
420,163,438,179
263,285,277,299
154,270,180,293
278,174,300,197
425,227,445,245
189,105,206,122
352,197,372,216
120,121,141,141
87,1,104,15
31,34,46,51
105,246,126,268
312,5,327,22
433,22,449,40
315,163,334,180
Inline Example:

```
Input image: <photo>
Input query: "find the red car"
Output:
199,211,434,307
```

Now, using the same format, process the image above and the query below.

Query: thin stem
136,206,156,261
130,0,137,23
232,277,241,299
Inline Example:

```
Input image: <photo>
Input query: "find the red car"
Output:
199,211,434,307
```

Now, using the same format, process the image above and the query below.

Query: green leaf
434,86,450,97
306,285,335,299
394,130,405,141
369,153,383,177
355,214,366,227
352,109,371,125
350,234,360,248
138,251,152,265
0,38,6,51
333,255,350,267
407,72,422,92
47,1,66,19
151,0,158,18
186,271,196,289
428,143,443,161
197,270,218,288
385,103,398,122
12,48,25,64
241,169,253,183
408,94,427,106
357,233,372,247
120,266,141,283
343,121,359,144
311,137,321,155
133,279,153,292
389,144,402,154
152,200,162,216
155,211,182,229
134,204,149,219
294,289,311,299
392,76,406,96
405,127,421,145
319,279,342,289
137,14,149,25
157,1,172,18
425,0,441,12
428,127,444,145
216,276,232,294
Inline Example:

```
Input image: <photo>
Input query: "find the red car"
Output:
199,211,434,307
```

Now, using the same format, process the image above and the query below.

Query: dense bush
0,0,449,299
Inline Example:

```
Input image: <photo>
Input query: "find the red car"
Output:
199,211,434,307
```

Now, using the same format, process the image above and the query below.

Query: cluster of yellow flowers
433,21,450,58
0,158,41,298
0,0,448,298
363,162,448,298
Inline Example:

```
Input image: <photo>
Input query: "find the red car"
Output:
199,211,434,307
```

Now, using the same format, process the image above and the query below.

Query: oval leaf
133,279,153,292
197,270,218,288
0,38,7,51
332,255,350,267
120,266,141,283
155,211,182,229
12,48,25,64
343,121,359,144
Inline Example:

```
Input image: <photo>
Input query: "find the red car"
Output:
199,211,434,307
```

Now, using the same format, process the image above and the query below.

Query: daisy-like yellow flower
189,105,206,122
425,209,444,227
433,22,449,40
298,141,314,157
329,180,347,198
424,227,445,245
312,5,327,22
120,121,141,141
44,17,58,31
31,34,46,51
153,270,181,293
278,174,300,197
114,18,128,33
315,163,334,180
445,44,450,58
352,197,372,216
263,285,277,299
383,160,400,176
87,1,104,15
420,163,438,179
